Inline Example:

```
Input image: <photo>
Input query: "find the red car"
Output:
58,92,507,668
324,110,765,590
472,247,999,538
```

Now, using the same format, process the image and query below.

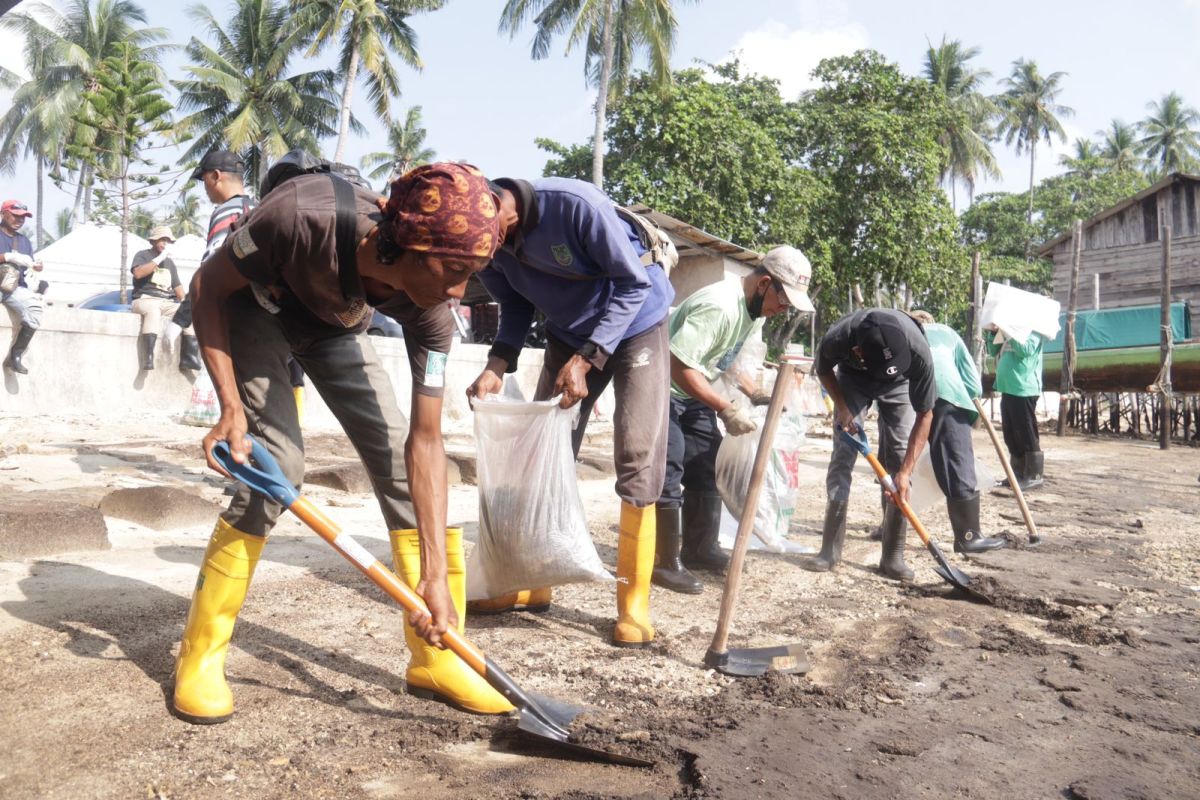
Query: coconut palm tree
922,36,1001,210
1098,119,1141,174
165,187,206,237
360,105,435,181
499,0,692,189
996,58,1072,253
1058,138,1103,180
174,0,344,190
291,0,444,163
1138,92,1200,173
0,0,168,228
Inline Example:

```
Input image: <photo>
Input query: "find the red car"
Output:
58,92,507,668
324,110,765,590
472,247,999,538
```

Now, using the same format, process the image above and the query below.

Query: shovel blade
515,692,655,768
704,643,810,677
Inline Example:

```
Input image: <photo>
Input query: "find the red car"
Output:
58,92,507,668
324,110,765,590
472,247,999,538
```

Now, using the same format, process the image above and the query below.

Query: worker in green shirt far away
985,323,1046,491
652,246,815,594
910,310,1006,554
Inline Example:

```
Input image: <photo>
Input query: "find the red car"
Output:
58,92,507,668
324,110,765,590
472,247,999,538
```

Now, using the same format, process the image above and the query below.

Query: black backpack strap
329,174,362,300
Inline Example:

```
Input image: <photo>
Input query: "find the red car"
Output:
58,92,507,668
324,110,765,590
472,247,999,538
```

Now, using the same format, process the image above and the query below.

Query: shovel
972,397,1040,545
705,361,810,677
212,436,653,768
836,426,985,600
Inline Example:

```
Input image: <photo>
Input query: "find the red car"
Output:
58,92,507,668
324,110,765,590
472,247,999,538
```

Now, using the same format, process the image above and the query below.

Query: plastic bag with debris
714,370,807,552
466,395,613,599
180,367,220,428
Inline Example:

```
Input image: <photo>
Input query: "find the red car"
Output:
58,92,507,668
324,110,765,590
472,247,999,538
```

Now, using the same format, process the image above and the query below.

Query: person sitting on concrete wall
1,199,44,375
130,226,201,372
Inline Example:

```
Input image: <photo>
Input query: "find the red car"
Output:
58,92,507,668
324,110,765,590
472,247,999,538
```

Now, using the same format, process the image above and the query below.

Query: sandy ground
0,410,1198,799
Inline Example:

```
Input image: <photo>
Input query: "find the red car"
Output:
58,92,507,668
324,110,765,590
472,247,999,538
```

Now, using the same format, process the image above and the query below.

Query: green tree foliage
1099,119,1141,174
499,0,692,188
1,0,168,228
796,51,968,320
961,168,1150,293
996,59,1072,252
360,105,436,181
922,36,1000,209
174,0,343,190
543,63,821,251
69,42,173,302
164,187,206,237
1138,92,1200,174
291,0,443,162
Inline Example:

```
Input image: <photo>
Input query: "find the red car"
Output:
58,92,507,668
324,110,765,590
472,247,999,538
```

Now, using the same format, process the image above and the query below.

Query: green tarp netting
1045,302,1192,353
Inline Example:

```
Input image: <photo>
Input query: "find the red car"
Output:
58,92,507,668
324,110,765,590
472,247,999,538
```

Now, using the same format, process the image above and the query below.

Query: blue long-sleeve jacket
478,178,673,368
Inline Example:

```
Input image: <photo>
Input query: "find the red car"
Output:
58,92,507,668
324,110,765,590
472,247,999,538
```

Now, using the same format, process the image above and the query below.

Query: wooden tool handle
972,397,1039,542
709,362,795,656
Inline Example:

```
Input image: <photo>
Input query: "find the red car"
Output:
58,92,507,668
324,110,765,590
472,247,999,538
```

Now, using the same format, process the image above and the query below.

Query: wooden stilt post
1159,223,1173,450
1057,220,1082,437
969,251,984,372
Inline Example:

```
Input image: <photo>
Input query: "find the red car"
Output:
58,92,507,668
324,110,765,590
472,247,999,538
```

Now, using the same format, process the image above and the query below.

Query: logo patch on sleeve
424,351,447,388
230,226,258,259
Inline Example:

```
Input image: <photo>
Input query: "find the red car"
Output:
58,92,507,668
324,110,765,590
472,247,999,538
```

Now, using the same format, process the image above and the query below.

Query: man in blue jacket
465,177,673,649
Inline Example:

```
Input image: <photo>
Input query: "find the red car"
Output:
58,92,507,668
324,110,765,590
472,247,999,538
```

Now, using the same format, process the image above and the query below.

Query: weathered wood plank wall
1050,179,1200,309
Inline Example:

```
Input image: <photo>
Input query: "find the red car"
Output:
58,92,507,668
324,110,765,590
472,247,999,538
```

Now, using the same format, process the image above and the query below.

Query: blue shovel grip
212,435,300,508
836,424,872,456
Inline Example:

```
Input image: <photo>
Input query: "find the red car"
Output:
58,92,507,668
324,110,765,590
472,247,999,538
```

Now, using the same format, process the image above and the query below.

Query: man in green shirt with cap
652,246,815,593
985,325,1045,491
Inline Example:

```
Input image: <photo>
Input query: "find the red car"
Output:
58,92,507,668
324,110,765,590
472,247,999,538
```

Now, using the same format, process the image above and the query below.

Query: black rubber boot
680,492,729,573
179,334,202,371
868,490,886,541
948,492,1006,554
3,325,35,374
805,499,848,572
995,452,1025,490
878,503,914,581
141,333,157,371
1018,451,1044,491
651,506,702,594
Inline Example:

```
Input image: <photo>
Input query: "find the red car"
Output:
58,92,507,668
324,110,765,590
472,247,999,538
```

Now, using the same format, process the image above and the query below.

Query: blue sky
3,0,1200,236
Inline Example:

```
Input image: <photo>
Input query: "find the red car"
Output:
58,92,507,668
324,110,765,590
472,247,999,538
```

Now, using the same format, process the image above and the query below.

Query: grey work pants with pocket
220,293,417,537
825,368,916,502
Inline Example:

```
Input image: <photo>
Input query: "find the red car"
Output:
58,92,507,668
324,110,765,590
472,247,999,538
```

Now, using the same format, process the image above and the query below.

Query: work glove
4,252,33,269
718,404,758,436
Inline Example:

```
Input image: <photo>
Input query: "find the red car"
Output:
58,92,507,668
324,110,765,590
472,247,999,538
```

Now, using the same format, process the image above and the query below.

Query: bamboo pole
1057,220,1082,436
969,251,983,372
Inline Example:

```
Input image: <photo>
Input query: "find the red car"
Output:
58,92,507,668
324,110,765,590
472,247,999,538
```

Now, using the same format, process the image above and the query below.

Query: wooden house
1038,172,1200,309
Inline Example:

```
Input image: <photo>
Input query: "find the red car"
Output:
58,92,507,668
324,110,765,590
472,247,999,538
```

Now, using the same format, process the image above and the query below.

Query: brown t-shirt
223,174,454,396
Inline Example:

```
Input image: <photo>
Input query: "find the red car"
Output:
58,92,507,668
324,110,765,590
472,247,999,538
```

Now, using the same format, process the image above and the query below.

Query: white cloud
723,19,869,101
0,27,27,79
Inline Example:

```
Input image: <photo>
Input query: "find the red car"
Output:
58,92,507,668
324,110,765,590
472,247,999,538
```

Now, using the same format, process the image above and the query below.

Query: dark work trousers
826,368,916,502
221,292,417,536
658,396,721,510
535,321,669,508
928,398,978,500
1000,393,1040,460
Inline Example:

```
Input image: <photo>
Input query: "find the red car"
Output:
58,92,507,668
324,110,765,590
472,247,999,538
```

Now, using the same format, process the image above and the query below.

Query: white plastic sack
466,396,612,600
180,367,220,428
906,449,996,514
980,282,1061,345
714,386,807,552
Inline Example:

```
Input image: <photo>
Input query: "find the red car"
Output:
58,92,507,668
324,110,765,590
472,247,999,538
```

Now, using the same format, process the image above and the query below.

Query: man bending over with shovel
652,246,815,594
465,176,673,649
174,163,515,724
807,309,936,581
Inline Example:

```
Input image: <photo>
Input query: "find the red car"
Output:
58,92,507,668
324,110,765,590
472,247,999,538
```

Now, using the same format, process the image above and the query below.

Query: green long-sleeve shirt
986,328,1044,397
926,323,981,420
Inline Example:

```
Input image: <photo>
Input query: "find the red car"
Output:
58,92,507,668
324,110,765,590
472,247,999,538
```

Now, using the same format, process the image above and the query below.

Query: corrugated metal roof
1035,172,1200,257
623,203,764,264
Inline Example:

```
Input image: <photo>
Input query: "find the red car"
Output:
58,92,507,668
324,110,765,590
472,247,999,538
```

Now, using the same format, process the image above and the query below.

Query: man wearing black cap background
807,308,936,581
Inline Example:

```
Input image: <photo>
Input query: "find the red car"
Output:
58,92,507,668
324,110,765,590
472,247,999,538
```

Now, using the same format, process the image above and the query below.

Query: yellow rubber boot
612,502,656,648
466,587,552,615
293,387,305,427
173,519,265,724
391,528,515,715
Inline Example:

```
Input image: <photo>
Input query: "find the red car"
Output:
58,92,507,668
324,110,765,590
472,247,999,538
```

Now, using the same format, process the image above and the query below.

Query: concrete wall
669,254,750,304
2,307,545,433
